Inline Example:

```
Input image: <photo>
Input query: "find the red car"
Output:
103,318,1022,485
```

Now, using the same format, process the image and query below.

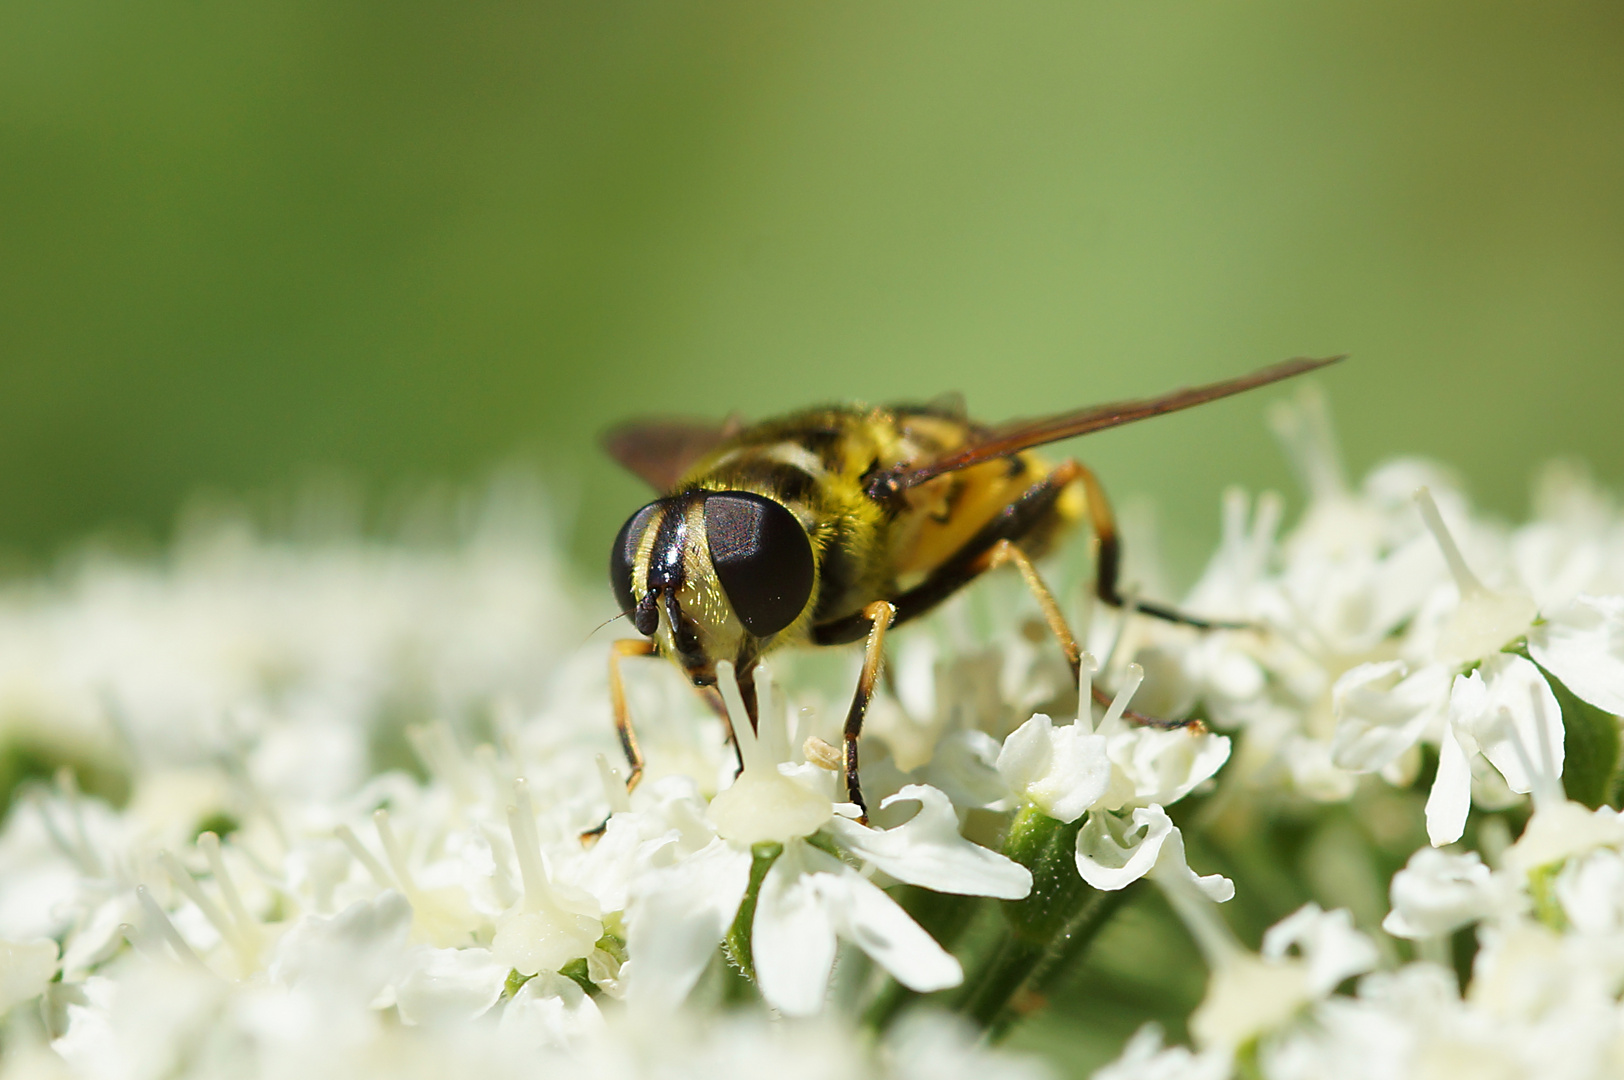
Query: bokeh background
3,2,1622,581
2,3,1620,1071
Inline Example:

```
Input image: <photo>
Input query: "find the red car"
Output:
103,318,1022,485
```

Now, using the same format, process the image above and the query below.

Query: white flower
1425,654,1565,847
621,662,1029,1016
1527,595,1624,716
490,785,603,978
271,890,414,1005
1189,905,1375,1054
1096,725,1232,814
1092,1023,1232,1080
392,945,509,1026
622,835,752,1010
753,838,963,1016
703,662,837,847
1075,805,1233,902
995,712,1109,824
1554,846,1624,935
1381,847,1498,939
1260,905,1378,997
1330,660,1450,774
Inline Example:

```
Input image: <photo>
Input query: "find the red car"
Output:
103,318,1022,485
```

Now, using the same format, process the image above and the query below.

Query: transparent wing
892,356,1344,491
602,414,745,492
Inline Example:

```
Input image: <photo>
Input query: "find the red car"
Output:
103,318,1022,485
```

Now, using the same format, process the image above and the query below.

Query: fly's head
609,491,816,685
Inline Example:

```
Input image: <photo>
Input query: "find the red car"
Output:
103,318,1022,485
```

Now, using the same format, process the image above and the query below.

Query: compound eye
703,492,815,637
609,502,661,619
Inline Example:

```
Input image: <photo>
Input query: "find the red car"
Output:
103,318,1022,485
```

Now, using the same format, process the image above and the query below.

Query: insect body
604,357,1341,820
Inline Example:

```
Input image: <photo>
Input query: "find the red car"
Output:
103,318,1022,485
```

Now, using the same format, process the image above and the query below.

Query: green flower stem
1017,883,1132,1002
1000,806,1091,941
723,841,783,983
956,805,1121,1033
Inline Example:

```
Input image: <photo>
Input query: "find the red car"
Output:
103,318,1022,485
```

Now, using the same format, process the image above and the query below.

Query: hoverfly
603,357,1341,820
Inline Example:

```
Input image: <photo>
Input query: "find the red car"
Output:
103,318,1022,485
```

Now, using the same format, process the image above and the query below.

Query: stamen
1249,492,1284,579
1099,662,1145,734
1418,487,1539,664
594,754,631,816
158,851,241,955
507,779,549,910
1220,488,1249,564
1415,488,1486,598
372,810,417,894
755,663,789,764
716,661,766,775
28,791,83,872
335,824,396,889
197,832,259,948
1076,651,1101,730
407,722,479,805
1267,384,1347,504
135,885,205,968
119,922,163,964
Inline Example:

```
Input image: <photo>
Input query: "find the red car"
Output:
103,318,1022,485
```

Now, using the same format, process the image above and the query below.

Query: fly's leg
607,638,655,791
842,600,896,825
1073,461,1246,631
987,537,1198,731
582,638,657,843
987,538,1081,673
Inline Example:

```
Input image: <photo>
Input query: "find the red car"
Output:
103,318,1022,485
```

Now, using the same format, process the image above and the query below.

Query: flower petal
1076,806,1174,892
1529,595,1624,716
817,856,962,994
825,785,1032,899
1330,660,1449,773
1425,720,1473,846
1381,848,1496,939
623,836,753,1009
995,714,1110,824
0,938,60,1014
499,970,605,1052
1261,903,1376,994
1463,653,1564,795
1097,729,1231,813
751,843,839,1017
393,946,508,1026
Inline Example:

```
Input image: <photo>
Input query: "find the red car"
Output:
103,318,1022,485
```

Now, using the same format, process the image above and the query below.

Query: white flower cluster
0,480,1102,1078
1077,387,1624,834
1102,790,1624,1080
1,386,1623,1080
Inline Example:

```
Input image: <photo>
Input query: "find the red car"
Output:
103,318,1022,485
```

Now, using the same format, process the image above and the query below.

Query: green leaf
1538,662,1623,809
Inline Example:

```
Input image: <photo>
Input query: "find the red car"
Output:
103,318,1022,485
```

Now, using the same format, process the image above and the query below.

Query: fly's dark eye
703,492,815,637
609,503,661,618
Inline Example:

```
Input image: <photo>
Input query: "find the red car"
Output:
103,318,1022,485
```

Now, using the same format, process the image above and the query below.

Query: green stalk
956,805,1124,1034
722,841,783,983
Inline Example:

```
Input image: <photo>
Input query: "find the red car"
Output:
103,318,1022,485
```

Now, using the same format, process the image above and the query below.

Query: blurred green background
2,0,1621,586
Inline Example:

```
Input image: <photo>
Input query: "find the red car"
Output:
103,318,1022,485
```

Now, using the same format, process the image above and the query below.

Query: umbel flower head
2,397,1624,1080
